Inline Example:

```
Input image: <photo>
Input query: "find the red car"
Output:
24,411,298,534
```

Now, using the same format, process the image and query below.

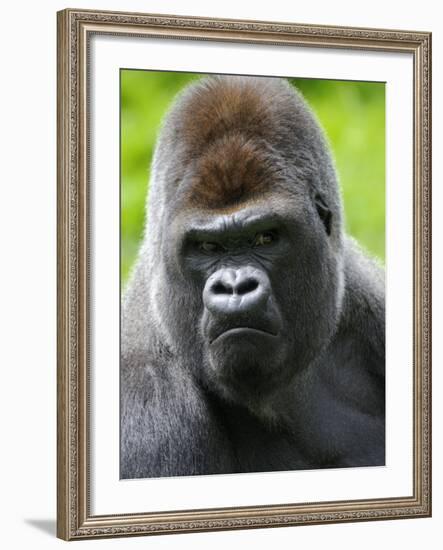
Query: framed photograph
57,8,431,540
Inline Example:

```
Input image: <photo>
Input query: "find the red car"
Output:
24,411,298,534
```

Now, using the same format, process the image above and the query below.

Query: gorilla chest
217,404,309,472
213,376,384,473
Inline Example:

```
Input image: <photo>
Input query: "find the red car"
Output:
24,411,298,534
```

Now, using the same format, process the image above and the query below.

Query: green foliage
121,71,385,286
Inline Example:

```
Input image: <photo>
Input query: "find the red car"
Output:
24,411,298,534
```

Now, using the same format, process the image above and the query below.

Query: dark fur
121,76,385,479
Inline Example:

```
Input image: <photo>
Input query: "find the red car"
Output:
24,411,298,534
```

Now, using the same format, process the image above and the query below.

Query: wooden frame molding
57,8,431,540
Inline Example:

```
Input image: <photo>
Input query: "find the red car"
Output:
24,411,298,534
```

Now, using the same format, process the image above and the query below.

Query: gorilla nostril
237,278,259,296
212,281,233,295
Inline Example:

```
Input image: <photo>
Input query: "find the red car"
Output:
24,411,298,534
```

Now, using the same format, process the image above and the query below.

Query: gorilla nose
203,267,270,316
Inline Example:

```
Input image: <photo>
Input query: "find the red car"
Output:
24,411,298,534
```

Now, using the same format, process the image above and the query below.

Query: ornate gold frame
57,8,432,540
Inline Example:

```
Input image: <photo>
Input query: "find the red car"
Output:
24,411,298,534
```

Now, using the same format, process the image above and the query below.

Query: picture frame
57,7,432,540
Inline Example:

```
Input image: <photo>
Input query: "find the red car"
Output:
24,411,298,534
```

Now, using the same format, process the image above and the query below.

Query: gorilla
121,75,385,479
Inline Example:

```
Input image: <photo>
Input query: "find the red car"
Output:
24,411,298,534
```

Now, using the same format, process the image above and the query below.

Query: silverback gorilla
121,76,385,479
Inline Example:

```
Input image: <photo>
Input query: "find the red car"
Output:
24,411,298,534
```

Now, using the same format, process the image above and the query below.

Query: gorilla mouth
211,326,278,344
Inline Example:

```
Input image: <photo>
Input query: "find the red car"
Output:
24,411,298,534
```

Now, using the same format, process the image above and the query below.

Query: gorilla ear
314,194,332,236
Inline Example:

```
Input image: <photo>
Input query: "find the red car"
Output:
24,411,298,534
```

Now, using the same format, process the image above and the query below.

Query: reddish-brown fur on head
175,77,290,210
188,133,284,210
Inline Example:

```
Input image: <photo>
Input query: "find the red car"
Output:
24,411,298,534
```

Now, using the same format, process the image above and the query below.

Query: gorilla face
147,76,345,406
188,204,289,397
161,190,343,406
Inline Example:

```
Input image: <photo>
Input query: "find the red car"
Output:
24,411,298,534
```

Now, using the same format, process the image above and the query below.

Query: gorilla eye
199,241,222,253
315,195,332,236
254,232,275,247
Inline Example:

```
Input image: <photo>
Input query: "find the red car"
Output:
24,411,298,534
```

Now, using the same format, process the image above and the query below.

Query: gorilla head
126,76,346,410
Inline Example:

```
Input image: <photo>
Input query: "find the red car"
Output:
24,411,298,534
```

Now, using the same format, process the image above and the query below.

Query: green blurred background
121,71,385,287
